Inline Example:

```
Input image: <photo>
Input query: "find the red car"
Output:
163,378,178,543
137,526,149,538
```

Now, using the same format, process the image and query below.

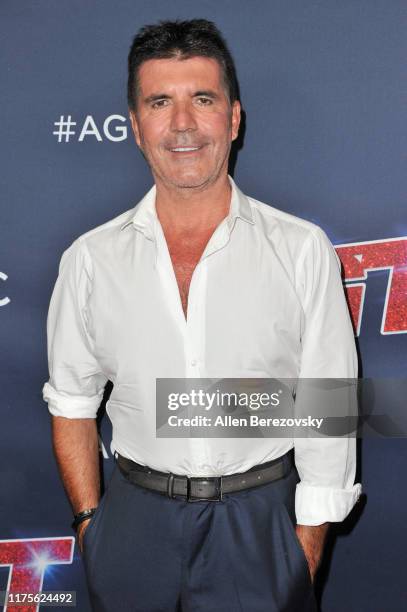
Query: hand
77,518,92,555
295,523,329,583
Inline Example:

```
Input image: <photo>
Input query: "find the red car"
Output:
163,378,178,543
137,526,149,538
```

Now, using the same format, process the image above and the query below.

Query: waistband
115,450,294,502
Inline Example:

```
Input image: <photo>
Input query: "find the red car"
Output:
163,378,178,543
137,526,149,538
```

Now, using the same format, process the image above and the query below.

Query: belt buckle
186,477,223,502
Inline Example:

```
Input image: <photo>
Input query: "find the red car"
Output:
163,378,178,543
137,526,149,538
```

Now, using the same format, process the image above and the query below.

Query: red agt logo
336,237,407,336
0,538,74,612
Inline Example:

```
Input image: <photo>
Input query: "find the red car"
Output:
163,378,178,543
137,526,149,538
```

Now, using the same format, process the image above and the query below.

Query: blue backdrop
1,1,406,610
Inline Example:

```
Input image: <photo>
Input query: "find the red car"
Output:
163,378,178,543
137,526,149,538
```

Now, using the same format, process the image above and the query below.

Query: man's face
129,56,241,190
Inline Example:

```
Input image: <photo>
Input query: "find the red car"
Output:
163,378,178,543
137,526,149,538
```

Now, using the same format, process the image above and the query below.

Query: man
43,19,361,612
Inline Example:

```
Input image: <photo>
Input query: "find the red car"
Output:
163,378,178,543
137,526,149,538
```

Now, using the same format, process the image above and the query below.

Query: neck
154,173,232,234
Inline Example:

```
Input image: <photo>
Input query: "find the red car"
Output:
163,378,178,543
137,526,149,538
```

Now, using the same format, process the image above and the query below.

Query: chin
168,169,217,190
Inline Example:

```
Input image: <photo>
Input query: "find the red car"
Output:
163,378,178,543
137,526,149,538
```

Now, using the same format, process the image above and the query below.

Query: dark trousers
82,453,317,612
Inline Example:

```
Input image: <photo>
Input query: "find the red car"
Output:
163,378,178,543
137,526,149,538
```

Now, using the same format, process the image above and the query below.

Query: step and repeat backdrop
1,2,405,611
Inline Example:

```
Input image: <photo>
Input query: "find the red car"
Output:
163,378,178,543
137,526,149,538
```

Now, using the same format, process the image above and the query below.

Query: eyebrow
194,90,219,99
143,93,170,104
143,90,220,105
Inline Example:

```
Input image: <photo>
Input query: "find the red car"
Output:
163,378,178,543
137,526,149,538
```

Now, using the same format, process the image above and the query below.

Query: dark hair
127,19,239,111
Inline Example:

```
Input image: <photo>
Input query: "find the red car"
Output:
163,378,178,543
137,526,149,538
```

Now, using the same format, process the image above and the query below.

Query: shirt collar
120,174,255,237
227,175,255,229
119,183,157,239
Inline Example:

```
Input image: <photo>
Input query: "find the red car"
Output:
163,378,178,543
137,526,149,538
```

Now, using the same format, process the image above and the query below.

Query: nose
170,101,198,133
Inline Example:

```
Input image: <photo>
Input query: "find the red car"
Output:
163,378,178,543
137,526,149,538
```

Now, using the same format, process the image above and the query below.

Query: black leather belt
116,451,292,502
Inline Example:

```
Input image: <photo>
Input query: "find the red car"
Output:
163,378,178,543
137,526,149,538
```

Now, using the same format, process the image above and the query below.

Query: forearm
51,415,100,514
296,522,329,581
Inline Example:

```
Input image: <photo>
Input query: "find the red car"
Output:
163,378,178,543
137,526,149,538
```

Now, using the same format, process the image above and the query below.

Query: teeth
171,147,199,152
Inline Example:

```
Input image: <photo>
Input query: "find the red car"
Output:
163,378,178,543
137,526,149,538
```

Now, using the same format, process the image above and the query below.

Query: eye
151,99,169,109
196,97,213,106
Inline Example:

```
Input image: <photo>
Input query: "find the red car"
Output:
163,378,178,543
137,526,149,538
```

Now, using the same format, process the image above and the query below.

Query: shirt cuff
42,382,103,418
295,481,362,525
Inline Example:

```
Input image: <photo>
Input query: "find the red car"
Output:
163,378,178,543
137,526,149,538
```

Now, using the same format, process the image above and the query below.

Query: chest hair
166,230,214,318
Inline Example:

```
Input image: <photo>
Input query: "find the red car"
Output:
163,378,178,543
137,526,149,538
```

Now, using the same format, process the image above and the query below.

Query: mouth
168,145,206,154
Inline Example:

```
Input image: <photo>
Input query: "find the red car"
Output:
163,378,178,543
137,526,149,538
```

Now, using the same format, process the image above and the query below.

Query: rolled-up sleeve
42,237,108,418
294,226,362,525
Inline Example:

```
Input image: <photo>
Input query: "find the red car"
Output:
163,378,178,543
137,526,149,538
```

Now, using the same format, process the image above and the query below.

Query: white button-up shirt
42,176,362,525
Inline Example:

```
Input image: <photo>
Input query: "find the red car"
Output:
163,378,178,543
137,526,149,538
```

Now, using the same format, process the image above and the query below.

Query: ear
231,100,241,142
129,109,141,147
